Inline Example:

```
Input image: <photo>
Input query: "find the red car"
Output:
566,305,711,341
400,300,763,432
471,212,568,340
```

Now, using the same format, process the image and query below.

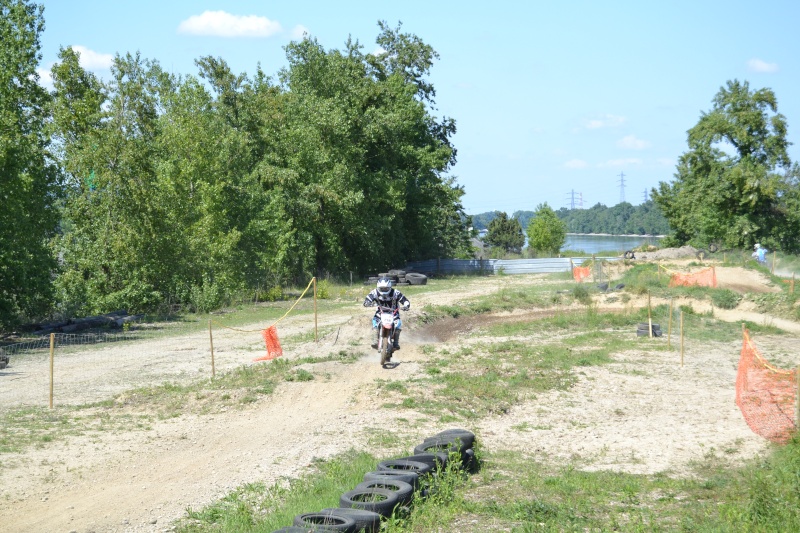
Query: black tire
355,479,414,506
614,283,625,290
339,487,400,517
637,329,662,337
709,243,719,253
696,250,707,260
272,527,332,533
395,281,411,287
397,453,447,471
637,323,661,331
388,269,407,277
624,250,635,259
320,508,381,533
434,429,476,449
292,512,357,532
380,329,392,366
415,437,470,463
377,458,433,476
405,272,428,285
363,470,419,489
597,283,609,292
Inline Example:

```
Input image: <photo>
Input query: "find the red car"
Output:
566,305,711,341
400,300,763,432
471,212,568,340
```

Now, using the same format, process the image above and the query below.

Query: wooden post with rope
313,277,318,342
680,311,684,367
795,365,800,429
667,298,673,349
49,333,55,409
592,255,596,282
647,291,653,338
208,319,215,378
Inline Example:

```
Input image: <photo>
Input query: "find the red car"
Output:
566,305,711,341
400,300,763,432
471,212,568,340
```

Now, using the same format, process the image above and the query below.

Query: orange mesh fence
255,326,283,361
735,329,797,444
573,266,591,282
666,266,717,288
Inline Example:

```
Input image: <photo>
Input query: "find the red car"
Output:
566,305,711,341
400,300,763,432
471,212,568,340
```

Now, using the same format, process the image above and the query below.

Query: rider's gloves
402,302,410,310
363,300,372,307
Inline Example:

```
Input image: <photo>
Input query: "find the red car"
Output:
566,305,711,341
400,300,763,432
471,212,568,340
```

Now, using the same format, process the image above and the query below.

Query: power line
642,188,649,202
618,171,626,203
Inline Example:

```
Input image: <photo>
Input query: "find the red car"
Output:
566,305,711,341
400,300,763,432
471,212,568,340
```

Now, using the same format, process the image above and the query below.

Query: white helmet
754,243,761,250
376,278,392,299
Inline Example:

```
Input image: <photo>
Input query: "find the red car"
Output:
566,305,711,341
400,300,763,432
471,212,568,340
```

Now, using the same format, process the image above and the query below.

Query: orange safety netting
255,326,283,361
668,266,717,288
735,329,797,444
573,266,591,282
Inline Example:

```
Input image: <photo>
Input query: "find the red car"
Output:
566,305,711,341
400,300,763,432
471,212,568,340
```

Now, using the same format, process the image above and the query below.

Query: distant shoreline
566,233,666,238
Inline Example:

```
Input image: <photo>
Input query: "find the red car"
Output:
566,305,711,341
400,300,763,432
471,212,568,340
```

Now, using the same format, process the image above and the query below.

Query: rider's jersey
363,288,409,309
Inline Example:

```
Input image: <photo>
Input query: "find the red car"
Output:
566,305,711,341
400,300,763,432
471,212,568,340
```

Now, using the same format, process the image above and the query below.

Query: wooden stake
680,311,684,367
796,365,800,429
49,333,55,409
772,251,776,275
208,320,215,378
667,298,673,349
792,272,795,294
313,277,318,342
647,291,653,338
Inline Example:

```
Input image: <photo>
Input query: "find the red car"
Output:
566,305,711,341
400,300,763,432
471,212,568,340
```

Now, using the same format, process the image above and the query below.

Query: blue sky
36,1,800,215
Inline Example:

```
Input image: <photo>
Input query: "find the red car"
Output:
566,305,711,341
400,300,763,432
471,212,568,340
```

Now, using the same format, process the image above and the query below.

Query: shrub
712,289,742,310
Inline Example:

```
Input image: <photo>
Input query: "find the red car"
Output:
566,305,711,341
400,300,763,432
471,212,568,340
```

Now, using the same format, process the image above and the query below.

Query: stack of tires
637,322,662,337
272,428,476,532
364,270,428,287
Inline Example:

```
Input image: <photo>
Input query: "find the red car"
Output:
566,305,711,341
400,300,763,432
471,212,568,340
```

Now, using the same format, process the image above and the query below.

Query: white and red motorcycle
374,303,400,366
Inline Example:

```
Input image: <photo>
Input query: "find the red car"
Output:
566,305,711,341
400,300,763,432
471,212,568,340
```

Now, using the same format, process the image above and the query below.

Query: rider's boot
393,330,401,350
371,327,379,349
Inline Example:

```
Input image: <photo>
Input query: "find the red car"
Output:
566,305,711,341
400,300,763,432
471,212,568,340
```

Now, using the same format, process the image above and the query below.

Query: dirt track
1,266,796,532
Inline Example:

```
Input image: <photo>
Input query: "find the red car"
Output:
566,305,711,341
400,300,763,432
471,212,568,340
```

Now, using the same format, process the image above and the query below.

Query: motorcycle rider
363,277,410,350
752,243,768,265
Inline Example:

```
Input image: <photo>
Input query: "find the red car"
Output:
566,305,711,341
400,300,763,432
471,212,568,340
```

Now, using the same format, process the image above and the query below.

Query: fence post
208,319,215,378
667,298,673,349
680,311,684,367
647,291,653,338
313,277,318,342
772,251,776,275
49,333,55,408
796,366,800,429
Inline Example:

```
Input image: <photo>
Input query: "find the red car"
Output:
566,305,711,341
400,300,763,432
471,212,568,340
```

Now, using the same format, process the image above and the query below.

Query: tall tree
652,80,798,251
0,0,60,328
484,212,524,254
526,203,566,256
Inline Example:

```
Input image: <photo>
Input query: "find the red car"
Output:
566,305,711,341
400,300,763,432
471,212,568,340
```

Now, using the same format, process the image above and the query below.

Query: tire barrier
708,243,719,253
636,323,662,337
270,428,477,532
292,512,357,531
623,250,636,260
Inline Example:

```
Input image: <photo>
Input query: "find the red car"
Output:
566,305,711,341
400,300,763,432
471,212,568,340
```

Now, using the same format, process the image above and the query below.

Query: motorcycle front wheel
380,329,392,366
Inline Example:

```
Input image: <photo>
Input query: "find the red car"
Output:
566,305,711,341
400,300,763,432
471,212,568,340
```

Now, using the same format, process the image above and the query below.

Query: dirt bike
374,303,400,366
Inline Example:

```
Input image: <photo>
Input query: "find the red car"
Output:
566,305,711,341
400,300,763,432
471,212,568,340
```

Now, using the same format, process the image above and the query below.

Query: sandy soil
1,263,797,532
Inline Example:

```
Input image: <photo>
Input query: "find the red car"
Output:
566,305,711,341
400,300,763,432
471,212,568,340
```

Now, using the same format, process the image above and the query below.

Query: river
561,234,664,255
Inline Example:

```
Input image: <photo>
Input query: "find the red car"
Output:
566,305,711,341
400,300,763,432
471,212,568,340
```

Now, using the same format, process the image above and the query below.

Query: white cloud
178,11,282,37
617,135,651,150
564,159,588,169
36,68,53,88
656,158,674,167
598,158,642,168
747,58,778,73
71,45,113,70
290,25,309,39
371,46,387,56
585,114,626,129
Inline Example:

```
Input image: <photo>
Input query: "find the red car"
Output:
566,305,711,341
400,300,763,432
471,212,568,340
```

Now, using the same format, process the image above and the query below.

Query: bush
711,289,742,310
316,279,331,299
573,285,592,305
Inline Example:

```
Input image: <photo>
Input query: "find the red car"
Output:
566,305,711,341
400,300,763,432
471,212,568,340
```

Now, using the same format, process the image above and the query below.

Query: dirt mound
630,245,700,261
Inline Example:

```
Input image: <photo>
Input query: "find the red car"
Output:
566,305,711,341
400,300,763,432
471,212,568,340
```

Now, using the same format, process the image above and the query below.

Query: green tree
526,203,566,256
484,212,524,254
652,79,799,252
0,0,60,328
